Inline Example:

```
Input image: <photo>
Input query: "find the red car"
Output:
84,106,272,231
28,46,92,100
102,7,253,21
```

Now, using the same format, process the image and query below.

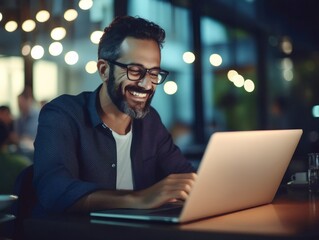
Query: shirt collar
88,84,103,128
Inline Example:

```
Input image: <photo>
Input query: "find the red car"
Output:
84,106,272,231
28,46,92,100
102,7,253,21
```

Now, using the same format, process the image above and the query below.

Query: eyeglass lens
127,65,166,84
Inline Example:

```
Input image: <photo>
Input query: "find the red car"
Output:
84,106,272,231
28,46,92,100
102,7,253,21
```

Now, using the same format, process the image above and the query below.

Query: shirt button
111,163,116,168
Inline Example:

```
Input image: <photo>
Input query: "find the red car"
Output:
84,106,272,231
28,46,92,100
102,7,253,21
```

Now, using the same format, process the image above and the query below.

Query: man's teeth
130,91,147,97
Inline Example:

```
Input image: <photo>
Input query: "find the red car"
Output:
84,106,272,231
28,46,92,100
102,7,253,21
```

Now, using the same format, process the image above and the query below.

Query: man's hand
134,172,197,209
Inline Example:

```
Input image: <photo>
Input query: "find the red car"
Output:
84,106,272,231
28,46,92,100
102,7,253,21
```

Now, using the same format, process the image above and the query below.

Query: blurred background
0,0,318,169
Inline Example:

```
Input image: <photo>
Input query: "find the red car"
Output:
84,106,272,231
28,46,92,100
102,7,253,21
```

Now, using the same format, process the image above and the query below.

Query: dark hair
98,16,166,60
0,121,9,146
0,105,10,112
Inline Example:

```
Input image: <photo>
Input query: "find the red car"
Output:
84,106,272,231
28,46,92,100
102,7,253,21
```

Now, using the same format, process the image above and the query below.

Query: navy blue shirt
33,85,194,214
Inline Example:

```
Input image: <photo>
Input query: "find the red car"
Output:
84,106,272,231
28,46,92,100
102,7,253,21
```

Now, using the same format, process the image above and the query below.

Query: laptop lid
90,129,302,224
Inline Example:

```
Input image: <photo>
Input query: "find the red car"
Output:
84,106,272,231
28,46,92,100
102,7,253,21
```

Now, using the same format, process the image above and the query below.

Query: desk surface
23,187,319,240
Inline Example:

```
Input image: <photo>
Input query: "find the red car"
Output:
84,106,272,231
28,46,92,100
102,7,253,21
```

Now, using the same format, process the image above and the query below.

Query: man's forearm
68,190,140,212
67,173,197,213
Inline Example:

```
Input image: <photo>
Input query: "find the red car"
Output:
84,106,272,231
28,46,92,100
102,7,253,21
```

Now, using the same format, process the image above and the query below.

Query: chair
10,165,37,240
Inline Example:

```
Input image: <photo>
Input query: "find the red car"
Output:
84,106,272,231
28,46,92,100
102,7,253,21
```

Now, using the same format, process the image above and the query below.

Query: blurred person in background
0,121,31,194
14,86,40,157
0,105,13,128
0,105,19,147
268,96,289,130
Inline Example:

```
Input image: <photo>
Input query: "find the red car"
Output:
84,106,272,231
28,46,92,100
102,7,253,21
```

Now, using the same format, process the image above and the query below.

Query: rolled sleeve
33,99,104,213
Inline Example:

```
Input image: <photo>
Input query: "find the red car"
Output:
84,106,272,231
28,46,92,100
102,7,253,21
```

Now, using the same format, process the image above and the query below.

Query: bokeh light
183,51,195,64
49,42,63,56
209,53,222,66
85,61,97,74
65,51,79,65
31,45,45,60
164,81,178,95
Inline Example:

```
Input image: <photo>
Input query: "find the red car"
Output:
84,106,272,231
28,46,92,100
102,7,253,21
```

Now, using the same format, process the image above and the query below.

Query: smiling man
33,16,196,215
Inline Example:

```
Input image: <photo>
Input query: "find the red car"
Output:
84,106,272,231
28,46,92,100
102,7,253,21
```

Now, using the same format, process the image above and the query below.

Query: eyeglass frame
104,59,169,85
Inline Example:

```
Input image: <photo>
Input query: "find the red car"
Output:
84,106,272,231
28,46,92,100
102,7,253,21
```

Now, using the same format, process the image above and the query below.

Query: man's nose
137,74,153,90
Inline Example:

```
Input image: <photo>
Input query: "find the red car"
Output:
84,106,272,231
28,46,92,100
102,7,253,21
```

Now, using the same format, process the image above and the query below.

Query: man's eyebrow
128,62,161,69
127,62,143,66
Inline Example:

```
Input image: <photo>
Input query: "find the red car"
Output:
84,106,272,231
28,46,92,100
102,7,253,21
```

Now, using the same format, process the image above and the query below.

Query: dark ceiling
171,0,319,56
263,0,319,55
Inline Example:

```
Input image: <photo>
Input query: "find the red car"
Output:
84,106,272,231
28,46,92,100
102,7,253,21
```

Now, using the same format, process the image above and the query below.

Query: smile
128,90,147,98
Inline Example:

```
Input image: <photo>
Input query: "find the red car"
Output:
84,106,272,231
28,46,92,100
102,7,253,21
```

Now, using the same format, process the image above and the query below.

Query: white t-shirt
111,129,133,190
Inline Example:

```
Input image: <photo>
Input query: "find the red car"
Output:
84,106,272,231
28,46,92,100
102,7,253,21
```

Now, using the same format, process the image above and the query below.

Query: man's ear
97,59,109,82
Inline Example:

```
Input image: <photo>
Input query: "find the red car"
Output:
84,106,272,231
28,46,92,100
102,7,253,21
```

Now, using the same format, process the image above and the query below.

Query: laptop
90,129,303,224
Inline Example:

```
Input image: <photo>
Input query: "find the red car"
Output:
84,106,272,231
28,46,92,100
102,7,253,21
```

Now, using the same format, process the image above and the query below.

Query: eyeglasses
106,59,169,85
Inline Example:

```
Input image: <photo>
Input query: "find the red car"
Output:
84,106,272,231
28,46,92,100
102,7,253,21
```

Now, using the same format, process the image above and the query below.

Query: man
33,16,196,215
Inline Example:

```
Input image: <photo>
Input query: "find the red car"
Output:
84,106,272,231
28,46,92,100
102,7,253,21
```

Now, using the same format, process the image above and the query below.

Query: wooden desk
23,187,319,240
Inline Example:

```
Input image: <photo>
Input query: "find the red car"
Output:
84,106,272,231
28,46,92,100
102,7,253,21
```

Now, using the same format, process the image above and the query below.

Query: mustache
125,85,154,95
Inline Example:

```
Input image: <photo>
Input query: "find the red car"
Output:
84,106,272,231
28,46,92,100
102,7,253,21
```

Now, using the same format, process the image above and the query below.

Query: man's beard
107,70,155,119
